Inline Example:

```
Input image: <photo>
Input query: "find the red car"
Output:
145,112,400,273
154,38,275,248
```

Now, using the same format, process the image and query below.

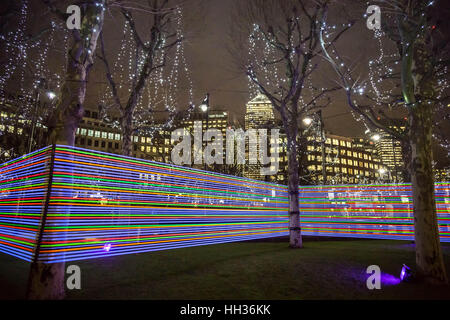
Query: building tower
244,93,276,181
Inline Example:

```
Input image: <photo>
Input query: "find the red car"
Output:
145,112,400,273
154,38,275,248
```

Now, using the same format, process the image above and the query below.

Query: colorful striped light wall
0,145,449,263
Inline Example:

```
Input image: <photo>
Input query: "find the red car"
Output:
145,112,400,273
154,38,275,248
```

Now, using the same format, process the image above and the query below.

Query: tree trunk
409,103,448,283
28,0,105,299
287,135,302,248
400,138,411,182
121,107,134,156
400,25,448,283
27,262,66,300
47,2,104,146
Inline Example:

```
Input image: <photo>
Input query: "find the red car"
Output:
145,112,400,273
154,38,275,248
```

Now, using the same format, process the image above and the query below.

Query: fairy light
101,7,194,139
246,18,351,184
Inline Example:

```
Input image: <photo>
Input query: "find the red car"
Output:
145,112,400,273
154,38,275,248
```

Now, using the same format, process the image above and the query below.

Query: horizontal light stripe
0,145,449,263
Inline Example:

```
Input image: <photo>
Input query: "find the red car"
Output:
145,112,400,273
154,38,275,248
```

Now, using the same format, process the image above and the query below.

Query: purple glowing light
381,273,401,286
400,264,411,281
103,243,112,252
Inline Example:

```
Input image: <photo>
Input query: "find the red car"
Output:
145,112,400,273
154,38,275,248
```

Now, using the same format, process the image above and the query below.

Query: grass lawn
1,238,450,300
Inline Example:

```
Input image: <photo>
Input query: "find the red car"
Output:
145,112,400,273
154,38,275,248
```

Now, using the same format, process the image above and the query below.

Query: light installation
0,145,449,263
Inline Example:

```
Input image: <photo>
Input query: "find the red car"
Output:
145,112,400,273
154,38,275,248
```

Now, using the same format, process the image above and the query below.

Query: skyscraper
370,119,406,183
244,93,277,181
244,93,275,130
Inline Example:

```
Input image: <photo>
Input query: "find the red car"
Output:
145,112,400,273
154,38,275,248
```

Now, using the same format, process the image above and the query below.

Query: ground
1,238,450,300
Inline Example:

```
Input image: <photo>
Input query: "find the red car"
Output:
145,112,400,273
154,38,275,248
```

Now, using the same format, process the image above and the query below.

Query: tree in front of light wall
98,0,193,158
320,0,449,283
230,0,352,248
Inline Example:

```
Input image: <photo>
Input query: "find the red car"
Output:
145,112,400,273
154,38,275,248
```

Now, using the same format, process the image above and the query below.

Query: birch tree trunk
400,139,411,182
409,103,447,283
121,106,134,156
27,0,105,299
401,27,447,283
287,125,302,248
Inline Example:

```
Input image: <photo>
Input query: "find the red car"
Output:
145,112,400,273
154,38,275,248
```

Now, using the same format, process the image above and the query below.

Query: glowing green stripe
0,236,35,246
44,220,289,230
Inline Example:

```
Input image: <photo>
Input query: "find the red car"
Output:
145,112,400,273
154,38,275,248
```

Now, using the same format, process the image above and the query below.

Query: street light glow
200,103,208,112
372,134,381,141
47,91,56,100
303,117,313,125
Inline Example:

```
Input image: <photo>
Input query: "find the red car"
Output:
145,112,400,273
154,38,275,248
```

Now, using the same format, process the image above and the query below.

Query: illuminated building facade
178,108,232,137
305,134,382,185
244,93,275,129
74,109,172,162
372,120,406,183
244,94,279,181
435,168,450,182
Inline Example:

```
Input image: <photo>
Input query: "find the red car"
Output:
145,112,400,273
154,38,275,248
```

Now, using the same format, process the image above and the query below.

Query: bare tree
98,0,185,157
42,0,106,146
25,0,106,300
320,0,449,283
230,0,349,248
